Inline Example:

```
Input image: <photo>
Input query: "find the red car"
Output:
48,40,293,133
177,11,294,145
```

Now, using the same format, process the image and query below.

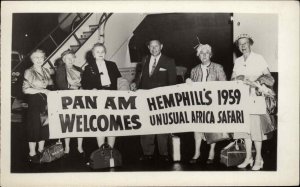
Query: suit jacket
81,60,121,90
55,64,82,90
190,62,227,82
133,54,177,89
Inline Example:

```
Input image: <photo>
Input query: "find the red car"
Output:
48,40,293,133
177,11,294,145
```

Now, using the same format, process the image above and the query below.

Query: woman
232,34,275,171
187,44,227,164
81,43,122,148
22,49,53,163
56,49,84,157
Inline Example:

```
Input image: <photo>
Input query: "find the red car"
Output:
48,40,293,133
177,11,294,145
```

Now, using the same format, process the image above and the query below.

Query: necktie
150,58,157,76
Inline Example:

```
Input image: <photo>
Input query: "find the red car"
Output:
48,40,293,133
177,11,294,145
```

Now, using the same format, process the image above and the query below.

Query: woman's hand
69,85,79,90
42,89,50,95
185,78,193,84
130,83,137,91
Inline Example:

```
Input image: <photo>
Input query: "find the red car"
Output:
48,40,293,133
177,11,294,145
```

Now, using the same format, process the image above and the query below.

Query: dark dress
23,67,53,142
55,63,82,90
81,59,121,90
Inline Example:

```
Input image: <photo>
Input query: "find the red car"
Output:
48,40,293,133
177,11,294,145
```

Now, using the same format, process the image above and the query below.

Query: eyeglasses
32,56,45,60
238,41,249,46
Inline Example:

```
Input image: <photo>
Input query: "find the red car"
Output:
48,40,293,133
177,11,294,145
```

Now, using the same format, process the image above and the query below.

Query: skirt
234,115,267,141
26,94,49,142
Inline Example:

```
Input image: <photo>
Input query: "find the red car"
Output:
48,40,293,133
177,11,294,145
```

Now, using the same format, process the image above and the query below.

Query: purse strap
222,139,244,150
56,139,62,144
100,143,111,150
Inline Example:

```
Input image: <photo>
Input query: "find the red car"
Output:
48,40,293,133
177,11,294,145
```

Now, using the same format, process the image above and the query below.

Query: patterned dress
190,62,227,140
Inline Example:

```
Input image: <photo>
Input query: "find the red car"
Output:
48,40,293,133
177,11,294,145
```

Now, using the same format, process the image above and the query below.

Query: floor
11,112,277,173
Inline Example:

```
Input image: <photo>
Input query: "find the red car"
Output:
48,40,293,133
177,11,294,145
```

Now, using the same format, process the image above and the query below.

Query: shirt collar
201,62,211,69
151,53,162,62
96,60,106,66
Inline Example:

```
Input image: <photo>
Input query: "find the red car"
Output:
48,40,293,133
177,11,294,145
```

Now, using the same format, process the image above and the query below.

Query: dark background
12,13,67,56
12,13,234,79
129,13,234,79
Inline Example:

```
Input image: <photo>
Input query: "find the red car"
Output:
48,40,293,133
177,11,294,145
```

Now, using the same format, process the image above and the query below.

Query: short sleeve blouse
233,52,268,81
23,67,53,91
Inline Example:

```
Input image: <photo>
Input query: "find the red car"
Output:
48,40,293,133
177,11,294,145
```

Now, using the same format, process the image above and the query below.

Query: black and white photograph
1,1,299,186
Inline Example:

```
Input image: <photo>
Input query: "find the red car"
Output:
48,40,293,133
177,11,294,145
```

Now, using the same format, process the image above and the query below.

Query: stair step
78,38,87,44
89,25,98,31
82,31,94,38
70,45,80,52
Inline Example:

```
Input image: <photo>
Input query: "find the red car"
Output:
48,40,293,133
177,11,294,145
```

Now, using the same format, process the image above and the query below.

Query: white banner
48,81,266,139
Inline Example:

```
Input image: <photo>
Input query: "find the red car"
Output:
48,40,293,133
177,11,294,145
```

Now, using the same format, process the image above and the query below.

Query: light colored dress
190,62,227,140
232,51,270,141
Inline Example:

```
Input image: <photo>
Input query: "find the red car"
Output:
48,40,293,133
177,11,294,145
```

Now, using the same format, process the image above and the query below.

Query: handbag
204,133,231,144
168,134,181,162
89,143,122,169
260,114,276,134
220,140,255,167
265,96,277,115
40,140,65,163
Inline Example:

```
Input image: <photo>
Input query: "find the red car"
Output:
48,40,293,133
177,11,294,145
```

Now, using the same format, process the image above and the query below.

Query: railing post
49,35,58,47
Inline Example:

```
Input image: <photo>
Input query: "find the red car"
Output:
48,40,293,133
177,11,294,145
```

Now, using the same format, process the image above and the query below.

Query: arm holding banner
130,57,146,91
167,58,177,86
81,64,96,90
117,77,130,90
216,64,227,81
55,63,69,90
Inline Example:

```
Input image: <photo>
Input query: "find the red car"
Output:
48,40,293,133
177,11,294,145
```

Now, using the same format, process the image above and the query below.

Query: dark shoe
159,155,170,163
139,155,153,161
189,158,200,164
28,154,40,164
206,159,214,164
63,153,70,158
78,151,86,159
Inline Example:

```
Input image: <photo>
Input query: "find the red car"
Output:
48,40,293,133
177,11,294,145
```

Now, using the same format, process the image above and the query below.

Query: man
130,38,177,162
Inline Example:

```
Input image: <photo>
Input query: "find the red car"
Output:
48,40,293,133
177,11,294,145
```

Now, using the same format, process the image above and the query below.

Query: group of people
22,34,275,171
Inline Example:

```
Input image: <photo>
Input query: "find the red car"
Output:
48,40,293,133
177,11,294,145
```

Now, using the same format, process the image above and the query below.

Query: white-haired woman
187,44,227,164
56,49,84,157
232,34,275,170
23,49,53,163
81,43,122,148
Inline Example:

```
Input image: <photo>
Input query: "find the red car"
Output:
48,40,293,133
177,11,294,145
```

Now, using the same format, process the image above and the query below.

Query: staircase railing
12,13,89,72
43,13,93,68
43,13,113,70
79,13,113,69
13,13,113,72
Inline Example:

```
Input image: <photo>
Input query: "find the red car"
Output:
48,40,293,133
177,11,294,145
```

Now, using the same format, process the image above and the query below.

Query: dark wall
129,13,234,79
12,13,68,56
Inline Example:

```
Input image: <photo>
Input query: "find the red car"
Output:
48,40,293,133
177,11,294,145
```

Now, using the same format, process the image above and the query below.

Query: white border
1,1,299,186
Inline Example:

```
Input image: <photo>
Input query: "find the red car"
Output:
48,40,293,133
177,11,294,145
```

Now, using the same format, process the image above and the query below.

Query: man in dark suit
130,38,177,162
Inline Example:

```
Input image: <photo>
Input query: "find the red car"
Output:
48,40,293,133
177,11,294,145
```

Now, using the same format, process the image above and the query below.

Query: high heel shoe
237,157,254,168
28,154,40,163
252,159,264,171
189,156,200,164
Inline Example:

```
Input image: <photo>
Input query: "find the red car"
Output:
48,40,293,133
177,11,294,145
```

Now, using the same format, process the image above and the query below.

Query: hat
61,49,75,59
235,34,254,45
